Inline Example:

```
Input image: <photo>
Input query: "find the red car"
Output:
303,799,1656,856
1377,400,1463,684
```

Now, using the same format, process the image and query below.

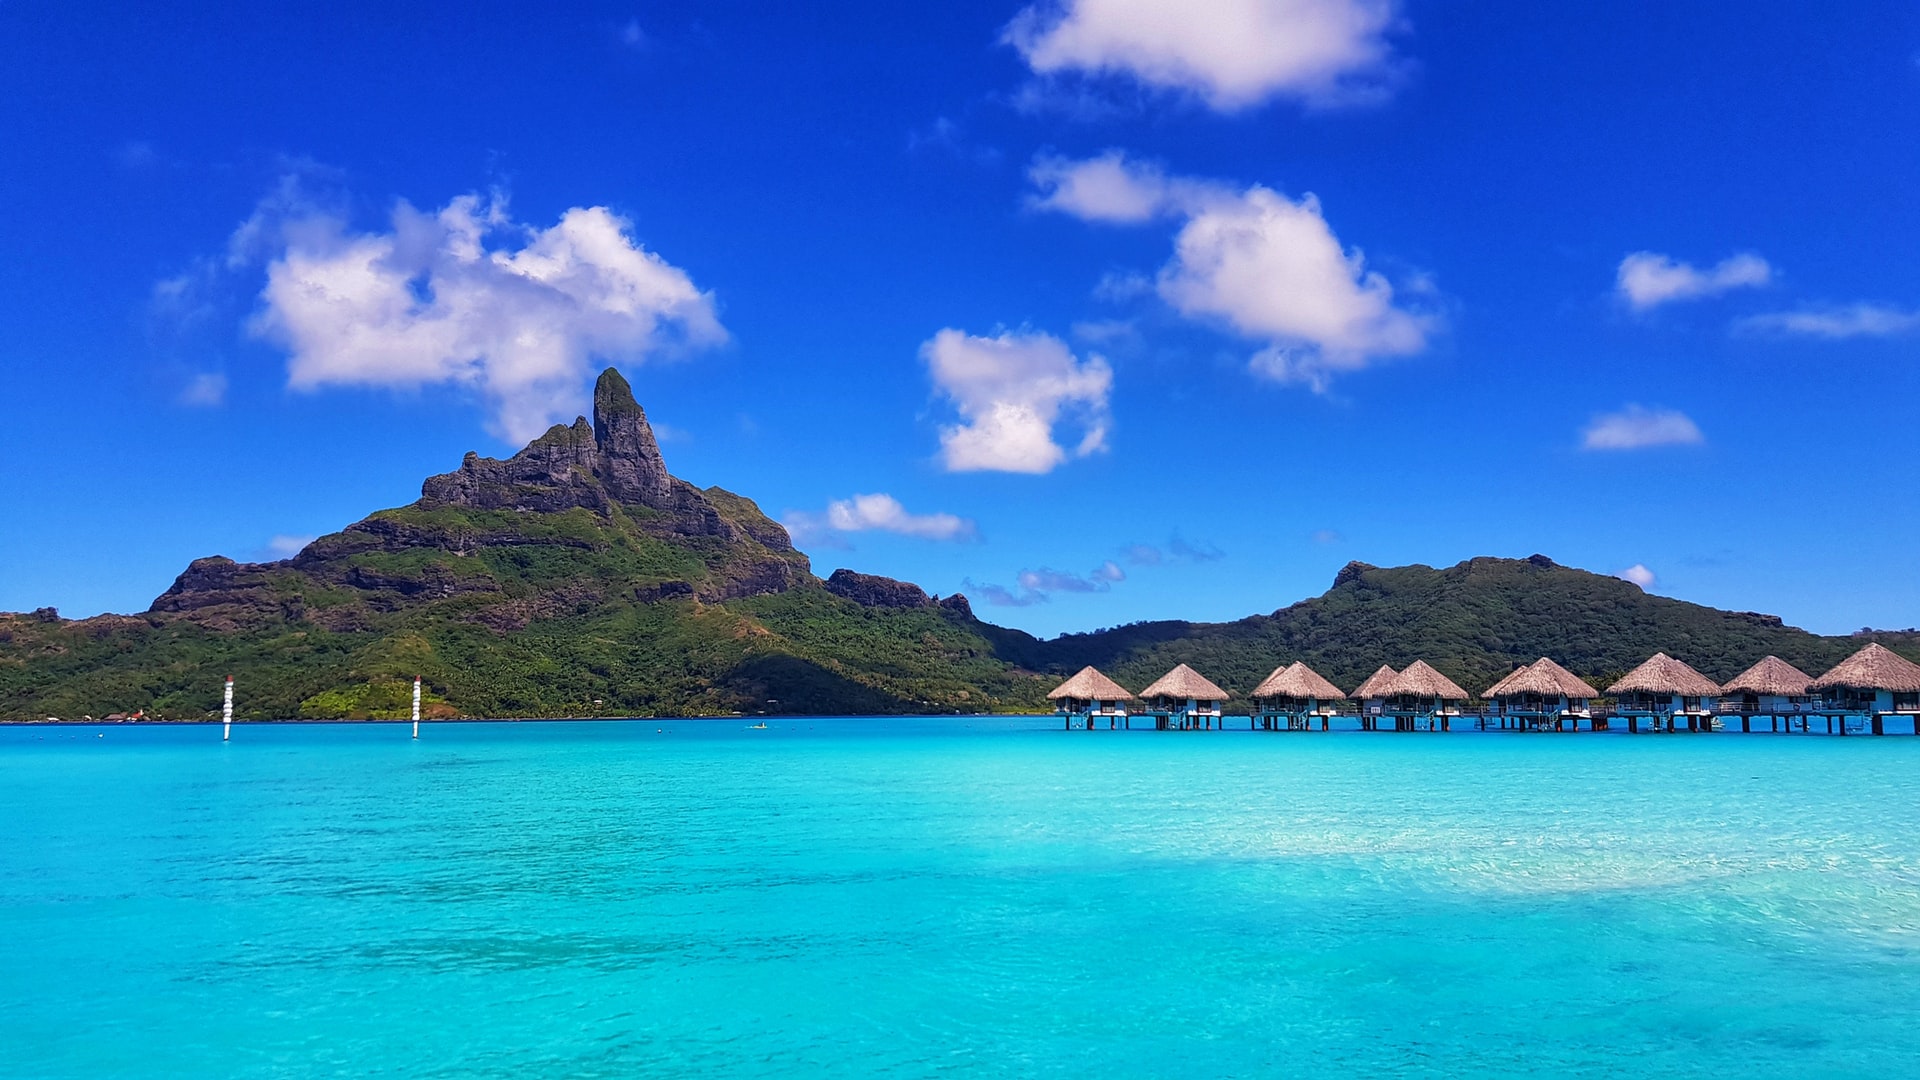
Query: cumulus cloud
1029,150,1197,223
1616,564,1656,589
922,328,1113,473
1031,153,1434,389
1581,406,1705,451
1161,186,1432,388
240,188,725,444
1615,251,1772,310
1735,303,1920,339
783,493,978,547
1003,0,1403,111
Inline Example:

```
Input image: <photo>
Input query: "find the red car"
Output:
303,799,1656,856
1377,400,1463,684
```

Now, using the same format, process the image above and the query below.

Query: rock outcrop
152,366,810,621
826,569,933,609
1333,561,1377,588
418,368,795,552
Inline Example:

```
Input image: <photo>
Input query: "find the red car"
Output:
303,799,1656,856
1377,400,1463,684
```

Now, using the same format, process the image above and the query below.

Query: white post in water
223,675,234,741
412,676,421,740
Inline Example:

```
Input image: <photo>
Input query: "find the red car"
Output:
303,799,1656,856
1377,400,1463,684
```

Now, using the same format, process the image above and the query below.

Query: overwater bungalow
1349,665,1399,732
1379,661,1470,732
1810,643,1920,735
1047,666,1136,730
1484,658,1599,731
1140,664,1230,731
1251,662,1345,731
1606,653,1721,733
1718,655,1816,732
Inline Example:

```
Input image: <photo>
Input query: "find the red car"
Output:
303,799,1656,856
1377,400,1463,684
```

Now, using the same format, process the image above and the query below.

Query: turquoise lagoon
5,718,1920,1077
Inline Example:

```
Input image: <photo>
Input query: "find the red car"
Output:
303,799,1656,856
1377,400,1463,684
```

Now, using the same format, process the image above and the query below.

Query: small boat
747,722,768,729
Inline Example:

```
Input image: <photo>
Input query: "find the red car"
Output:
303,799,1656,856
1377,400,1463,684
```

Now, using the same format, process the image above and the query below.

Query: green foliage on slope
8,549,1911,721
1018,557,1892,704
0,492,1046,720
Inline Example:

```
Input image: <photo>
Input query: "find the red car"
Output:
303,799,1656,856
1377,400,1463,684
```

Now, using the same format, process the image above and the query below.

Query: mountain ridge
2,369,1914,720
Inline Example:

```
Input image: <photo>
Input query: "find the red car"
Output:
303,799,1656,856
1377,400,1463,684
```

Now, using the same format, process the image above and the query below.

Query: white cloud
1160,186,1432,388
922,328,1113,473
784,494,978,545
265,534,316,559
1581,406,1705,451
1029,150,1191,223
1030,153,1434,389
1615,251,1772,310
178,372,227,407
1029,149,1230,224
1616,564,1656,589
241,188,725,444
1004,0,1403,111
1736,303,1920,339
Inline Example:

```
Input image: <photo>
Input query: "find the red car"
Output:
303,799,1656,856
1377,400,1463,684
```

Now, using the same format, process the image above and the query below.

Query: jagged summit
422,367,677,515
144,367,812,632
411,368,800,567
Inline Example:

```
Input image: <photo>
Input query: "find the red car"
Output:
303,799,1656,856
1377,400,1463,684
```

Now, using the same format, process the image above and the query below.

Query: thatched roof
1486,657,1599,699
1721,655,1813,697
1810,643,1920,693
1252,661,1345,700
1350,665,1400,699
1139,663,1229,701
1385,660,1470,701
1605,653,1721,697
1047,665,1135,701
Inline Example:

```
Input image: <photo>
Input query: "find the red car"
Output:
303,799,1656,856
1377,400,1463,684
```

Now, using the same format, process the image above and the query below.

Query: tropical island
3,368,1915,723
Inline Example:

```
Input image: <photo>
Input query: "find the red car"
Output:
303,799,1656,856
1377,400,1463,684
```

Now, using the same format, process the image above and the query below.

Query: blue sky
2,1,1917,638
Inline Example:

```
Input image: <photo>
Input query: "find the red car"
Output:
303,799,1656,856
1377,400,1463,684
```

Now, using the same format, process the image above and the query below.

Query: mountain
0,369,1041,720
1004,555,1901,698
2,371,1914,721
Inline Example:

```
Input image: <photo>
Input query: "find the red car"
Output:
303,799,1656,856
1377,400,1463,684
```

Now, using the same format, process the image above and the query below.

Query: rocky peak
826,569,933,609
420,366,676,515
591,368,673,506
1333,560,1376,588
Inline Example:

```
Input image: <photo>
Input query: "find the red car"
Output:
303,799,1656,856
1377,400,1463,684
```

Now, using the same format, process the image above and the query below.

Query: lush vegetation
1013,557,1905,708
0,492,1050,720
5,514,1913,722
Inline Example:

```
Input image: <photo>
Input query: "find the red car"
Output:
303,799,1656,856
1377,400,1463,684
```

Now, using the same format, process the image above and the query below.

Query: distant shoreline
0,713,1043,726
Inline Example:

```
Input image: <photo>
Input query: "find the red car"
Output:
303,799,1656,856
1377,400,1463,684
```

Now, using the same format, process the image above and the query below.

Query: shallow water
5,718,1919,1077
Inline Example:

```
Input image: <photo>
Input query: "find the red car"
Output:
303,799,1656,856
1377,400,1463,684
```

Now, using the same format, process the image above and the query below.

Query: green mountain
1005,556,1916,702
2,369,1913,720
